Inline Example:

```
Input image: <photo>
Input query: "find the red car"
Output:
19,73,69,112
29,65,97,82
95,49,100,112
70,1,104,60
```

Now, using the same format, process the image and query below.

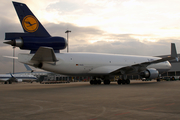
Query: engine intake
140,68,159,79
4,37,67,53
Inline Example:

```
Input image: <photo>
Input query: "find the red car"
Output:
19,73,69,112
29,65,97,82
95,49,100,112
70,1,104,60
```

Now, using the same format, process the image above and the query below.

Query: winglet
171,43,179,61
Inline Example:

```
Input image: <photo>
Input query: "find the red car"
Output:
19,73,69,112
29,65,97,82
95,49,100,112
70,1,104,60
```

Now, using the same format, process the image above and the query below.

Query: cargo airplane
4,1,178,85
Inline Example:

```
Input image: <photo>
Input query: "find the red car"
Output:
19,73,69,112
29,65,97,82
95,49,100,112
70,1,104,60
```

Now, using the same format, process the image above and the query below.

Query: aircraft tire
122,79,126,84
104,79,110,85
126,79,130,84
107,80,110,84
90,80,94,85
157,79,161,82
117,79,122,85
97,80,101,85
94,80,97,84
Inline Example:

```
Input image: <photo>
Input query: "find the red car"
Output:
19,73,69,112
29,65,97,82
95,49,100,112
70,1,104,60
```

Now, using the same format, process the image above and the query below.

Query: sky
1,0,180,73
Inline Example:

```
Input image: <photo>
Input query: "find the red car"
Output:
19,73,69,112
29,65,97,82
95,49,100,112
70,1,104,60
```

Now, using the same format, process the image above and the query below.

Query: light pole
13,46,15,74
65,30,71,52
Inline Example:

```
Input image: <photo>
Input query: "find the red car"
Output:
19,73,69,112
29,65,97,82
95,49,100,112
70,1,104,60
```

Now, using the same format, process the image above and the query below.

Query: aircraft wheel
97,80,101,85
104,79,110,85
117,79,122,85
103,80,107,85
157,79,160,82
8,81,12,84
107,80,110,84
126,79,130,84
4,81,7,84
94,80,97,85
90,80,94,85
122,79,126,84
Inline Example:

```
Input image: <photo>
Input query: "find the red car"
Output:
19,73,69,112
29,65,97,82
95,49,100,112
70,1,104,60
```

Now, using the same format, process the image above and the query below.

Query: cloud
71,35,180,56
45,22,180,56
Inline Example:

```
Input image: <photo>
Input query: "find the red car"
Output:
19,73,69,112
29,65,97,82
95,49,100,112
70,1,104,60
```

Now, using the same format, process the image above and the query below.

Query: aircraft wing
111,43,177,75
3,56,18,59
0,75,17,82
110,56,174,75
0,78,9,82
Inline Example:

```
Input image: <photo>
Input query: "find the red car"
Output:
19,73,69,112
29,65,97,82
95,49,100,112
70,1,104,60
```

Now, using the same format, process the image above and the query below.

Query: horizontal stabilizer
3,56,18,59
5,33,35,40
31,47,58,62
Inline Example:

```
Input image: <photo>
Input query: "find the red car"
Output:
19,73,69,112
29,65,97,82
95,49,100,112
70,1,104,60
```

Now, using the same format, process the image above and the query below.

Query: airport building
159,54,180,77
162,61,180,77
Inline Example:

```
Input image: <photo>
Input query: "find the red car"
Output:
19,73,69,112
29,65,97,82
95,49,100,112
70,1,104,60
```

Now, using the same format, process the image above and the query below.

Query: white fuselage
37,53,171,76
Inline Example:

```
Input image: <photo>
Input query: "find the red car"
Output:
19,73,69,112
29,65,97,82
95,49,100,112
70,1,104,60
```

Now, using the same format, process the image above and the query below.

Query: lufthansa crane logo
22,15,39,32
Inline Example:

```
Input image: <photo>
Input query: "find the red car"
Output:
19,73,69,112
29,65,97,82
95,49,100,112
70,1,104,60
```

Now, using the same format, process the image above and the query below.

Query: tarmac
0,80,180,120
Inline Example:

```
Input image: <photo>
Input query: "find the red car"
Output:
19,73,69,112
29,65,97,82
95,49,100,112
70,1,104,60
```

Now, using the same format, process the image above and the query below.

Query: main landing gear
4,81,12,84
103,79,110,85
117,79,130,85
90,79,111,85
90,79,131,85
90,79,102,85
157,78,161,82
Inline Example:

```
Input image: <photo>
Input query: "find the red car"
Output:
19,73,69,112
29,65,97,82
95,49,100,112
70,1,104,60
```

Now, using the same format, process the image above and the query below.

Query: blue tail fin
4,2,67,53
12,1,50,37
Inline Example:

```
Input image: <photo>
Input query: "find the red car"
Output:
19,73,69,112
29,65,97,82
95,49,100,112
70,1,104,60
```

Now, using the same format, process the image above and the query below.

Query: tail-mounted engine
4,33,67,53
4,2,67,53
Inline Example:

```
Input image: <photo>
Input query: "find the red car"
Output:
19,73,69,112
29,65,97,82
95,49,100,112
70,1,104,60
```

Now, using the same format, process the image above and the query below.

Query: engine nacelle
17,79,23,83
140,68,159,79
4,37,67,53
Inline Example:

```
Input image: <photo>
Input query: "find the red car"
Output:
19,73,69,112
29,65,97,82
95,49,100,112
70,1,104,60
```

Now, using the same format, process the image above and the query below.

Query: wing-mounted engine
140,68,159,79
17,79,23,83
